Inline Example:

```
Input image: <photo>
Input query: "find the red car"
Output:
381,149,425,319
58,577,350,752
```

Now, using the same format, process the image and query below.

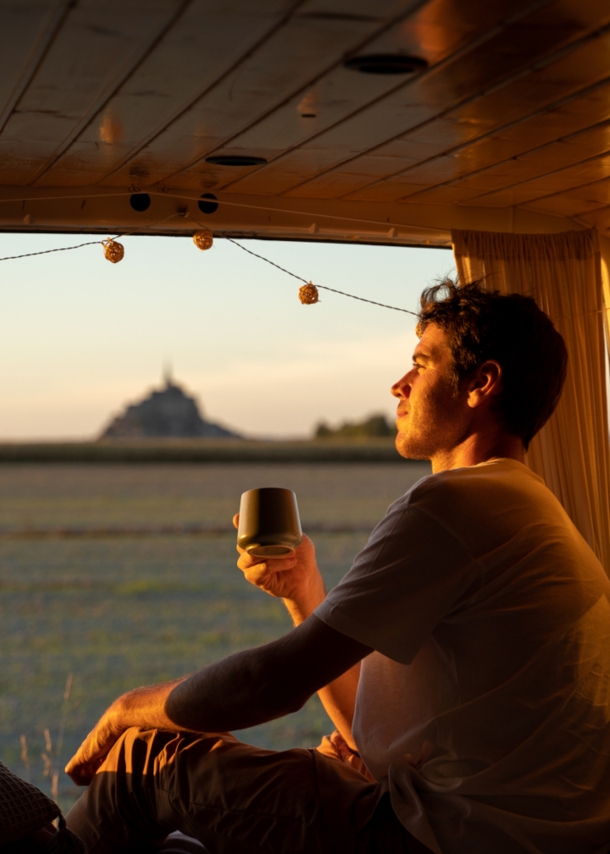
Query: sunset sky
0,233,453,439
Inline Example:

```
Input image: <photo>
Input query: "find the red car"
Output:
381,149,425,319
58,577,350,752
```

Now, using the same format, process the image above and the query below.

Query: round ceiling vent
343,54,428,75
205,155,267,166
129,193,151,212
198,193,219,214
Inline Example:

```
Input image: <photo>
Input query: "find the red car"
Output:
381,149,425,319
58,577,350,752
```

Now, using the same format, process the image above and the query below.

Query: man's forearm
100,641,312,737
165,644,308,732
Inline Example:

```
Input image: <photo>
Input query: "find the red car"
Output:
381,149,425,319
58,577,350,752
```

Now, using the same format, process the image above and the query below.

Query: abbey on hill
101,372,241,439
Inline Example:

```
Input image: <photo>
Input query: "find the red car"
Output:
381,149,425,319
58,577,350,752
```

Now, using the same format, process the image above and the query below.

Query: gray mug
237,487,303,558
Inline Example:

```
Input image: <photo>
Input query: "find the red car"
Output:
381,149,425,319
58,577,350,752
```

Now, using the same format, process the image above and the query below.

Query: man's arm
65,613,370,785
236,530,364,749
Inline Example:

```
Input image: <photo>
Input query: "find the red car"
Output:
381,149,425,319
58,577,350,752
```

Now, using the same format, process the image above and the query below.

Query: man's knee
98,727,180,777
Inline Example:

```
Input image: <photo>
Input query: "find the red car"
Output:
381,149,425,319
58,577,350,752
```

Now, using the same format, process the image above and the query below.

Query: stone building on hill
101,372,241,439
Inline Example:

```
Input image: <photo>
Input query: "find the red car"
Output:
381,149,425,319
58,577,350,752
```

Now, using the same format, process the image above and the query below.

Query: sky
0,233,454,440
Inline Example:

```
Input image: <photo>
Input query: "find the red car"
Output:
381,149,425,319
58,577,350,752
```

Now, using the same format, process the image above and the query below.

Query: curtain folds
452,228,610,574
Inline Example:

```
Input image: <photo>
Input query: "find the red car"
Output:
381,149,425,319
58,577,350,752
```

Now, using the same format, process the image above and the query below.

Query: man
66,281,610,853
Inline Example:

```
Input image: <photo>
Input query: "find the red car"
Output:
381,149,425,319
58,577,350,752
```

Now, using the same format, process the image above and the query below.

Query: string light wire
0,207,605,321
225,236,420,316
182,211,421,317
0,240,102,262
0,212,181,264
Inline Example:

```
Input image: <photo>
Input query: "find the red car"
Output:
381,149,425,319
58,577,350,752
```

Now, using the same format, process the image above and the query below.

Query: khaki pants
66,728,427,853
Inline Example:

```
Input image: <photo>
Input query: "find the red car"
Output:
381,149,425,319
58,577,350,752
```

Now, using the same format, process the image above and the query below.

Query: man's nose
391,374,411,399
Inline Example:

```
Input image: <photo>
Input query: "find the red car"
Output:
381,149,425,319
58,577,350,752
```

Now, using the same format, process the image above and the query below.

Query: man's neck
430,430,526,474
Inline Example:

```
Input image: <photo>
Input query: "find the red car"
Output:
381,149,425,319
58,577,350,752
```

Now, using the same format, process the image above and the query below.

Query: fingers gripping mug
237,488,303,558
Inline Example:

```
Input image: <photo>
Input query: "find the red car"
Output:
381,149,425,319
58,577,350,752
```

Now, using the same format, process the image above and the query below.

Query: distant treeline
315,413,396,439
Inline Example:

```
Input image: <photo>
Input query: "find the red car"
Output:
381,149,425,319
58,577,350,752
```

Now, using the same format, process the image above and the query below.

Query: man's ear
466,360,503,409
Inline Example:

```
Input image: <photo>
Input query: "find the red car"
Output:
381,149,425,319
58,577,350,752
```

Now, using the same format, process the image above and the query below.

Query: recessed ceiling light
343,54,427,75
205,155,267,166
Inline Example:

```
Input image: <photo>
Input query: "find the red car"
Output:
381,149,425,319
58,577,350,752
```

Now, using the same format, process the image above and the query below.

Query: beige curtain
452,228,610,574
599,235,610,365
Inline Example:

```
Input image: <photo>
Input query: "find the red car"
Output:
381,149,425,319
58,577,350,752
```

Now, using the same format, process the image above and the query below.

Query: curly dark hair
417,280,568,449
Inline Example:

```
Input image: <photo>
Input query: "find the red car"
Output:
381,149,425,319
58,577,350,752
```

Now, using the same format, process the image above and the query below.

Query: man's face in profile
391,324,470,461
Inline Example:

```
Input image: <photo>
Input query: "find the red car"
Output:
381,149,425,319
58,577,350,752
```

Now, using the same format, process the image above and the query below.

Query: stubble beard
395,426,436,461
394,392,466,462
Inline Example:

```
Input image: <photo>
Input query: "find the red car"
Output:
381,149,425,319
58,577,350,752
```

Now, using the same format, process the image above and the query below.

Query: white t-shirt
315,459,610,854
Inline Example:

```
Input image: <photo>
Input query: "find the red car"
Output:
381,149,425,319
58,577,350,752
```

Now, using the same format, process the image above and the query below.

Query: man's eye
413,362,425,370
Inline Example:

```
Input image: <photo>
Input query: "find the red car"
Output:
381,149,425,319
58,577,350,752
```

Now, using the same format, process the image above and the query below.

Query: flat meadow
0,461,429,810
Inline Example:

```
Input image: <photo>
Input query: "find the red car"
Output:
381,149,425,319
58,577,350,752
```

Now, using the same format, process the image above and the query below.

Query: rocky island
100,372,240,439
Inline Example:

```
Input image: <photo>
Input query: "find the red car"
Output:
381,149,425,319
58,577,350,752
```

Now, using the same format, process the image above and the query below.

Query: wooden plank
159,0,550,193
0,1,74,129
283,153,426,199
350,177,445,202
527,177,610,213
210,0,477,157
300,22,610,201
37,0,301,188
391,95,610,192
347,87,610,203
223,0,603,198
0,0,184,187
565,198,610,232
462,153,610,208
481,126,610,189
386,122,610,207
101,2,422,189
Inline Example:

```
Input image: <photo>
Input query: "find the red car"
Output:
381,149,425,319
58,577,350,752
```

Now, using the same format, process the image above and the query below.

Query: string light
102,238,124,263
0,225,605,321
193,229,213,251
222,234,419,316
298,282,319,304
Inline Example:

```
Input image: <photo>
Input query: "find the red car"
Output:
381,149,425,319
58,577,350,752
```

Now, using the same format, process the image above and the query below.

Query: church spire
163,361,173,388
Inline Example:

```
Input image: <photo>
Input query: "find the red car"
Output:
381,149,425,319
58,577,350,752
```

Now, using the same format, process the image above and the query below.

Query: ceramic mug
237,487,302,558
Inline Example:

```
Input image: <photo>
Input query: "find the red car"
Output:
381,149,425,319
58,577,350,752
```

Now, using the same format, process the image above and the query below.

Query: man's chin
394,434,430,461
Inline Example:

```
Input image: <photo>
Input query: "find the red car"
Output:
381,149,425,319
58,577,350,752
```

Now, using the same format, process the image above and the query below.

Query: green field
0,461,429,810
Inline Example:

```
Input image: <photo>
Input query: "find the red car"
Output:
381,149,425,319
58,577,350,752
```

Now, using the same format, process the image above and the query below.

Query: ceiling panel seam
0,0,76,134
462,148,610,206
276,13,610,200
372,28,610,201
213,0,560,195
389,120,610,208
30,0,195,186
373,72,610,205
385,70,610,196
561,201,610,225
102,0,431,188
93,0,316,185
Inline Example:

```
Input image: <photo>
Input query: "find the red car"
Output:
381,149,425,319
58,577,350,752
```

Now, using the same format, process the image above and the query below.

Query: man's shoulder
402,459,548,519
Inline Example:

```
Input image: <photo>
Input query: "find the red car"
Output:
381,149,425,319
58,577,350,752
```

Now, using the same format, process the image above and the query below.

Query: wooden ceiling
1,0,610,245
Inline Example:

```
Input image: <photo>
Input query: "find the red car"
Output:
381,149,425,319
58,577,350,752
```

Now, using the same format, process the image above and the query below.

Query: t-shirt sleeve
314,496,480,665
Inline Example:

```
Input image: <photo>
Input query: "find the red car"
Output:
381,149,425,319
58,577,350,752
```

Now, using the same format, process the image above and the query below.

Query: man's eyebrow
413,353,433,363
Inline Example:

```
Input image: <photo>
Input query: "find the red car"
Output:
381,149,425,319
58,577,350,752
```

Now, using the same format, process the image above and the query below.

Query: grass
0,461,429,810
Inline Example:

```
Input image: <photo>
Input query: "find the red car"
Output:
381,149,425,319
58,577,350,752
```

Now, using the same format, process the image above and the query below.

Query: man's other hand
65,706,123,785
233,515,325,617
